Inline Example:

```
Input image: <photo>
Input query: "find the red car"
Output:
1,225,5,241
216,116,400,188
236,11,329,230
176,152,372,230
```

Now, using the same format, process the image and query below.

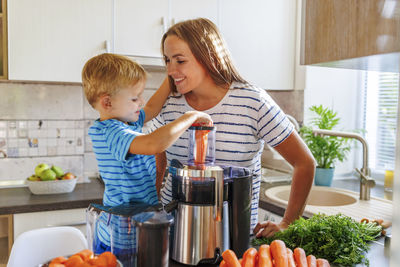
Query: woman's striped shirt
152,82,294,230
88,109,158,249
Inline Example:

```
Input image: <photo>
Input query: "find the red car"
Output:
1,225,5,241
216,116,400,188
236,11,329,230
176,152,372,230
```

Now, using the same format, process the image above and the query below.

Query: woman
152,18,316,238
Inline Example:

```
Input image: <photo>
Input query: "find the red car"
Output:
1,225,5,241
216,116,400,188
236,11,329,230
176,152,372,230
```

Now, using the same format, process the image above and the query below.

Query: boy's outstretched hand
186,111,213,126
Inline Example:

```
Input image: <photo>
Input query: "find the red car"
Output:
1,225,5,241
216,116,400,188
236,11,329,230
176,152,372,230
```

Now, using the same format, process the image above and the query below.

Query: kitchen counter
0,177,391,266
0,178,104,215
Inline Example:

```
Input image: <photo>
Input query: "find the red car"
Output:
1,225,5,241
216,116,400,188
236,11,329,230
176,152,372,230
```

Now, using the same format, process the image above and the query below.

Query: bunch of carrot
48,249,117,267
220,240,330,267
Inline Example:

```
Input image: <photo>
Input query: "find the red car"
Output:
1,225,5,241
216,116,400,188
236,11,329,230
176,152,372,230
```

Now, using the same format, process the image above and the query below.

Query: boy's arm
143,78,170,123
129,111,212,155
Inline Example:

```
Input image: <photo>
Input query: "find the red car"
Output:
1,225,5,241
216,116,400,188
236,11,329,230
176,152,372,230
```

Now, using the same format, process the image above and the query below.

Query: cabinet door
8,0,112,82
219,0,297,90
169,0,219,26
114,0,169,57
13,208,87,240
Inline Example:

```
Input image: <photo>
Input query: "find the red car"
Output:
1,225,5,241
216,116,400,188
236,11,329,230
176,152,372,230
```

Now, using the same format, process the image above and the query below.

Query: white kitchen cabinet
219,0,298,90
8,0,112,82
13,208,86,240
114,0,169,58
169,0,219,26
114,0,219,59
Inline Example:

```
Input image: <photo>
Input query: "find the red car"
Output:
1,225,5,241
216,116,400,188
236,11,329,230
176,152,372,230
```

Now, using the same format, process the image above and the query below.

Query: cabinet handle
162,17,168,33
46,221,86,227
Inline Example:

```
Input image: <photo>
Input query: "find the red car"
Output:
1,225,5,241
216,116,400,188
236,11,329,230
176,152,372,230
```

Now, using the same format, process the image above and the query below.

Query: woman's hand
253,220,289,238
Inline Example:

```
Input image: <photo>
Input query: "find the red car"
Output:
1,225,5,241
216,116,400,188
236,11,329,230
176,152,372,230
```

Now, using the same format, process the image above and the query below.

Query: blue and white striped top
152,82,294,230
89,109,158,249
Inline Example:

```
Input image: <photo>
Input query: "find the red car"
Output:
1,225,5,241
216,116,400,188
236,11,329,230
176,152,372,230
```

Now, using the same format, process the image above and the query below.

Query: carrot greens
252,213,382,266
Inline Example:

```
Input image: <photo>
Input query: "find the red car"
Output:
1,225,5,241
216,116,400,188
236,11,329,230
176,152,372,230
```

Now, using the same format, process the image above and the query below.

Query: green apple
39,169,57,181
34,163,50,176
51,165,64,178
27,175,41,181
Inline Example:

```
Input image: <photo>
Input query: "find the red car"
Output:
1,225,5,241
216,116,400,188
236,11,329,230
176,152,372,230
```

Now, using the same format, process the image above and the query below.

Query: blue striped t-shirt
89,109,158,249
151,82,294,230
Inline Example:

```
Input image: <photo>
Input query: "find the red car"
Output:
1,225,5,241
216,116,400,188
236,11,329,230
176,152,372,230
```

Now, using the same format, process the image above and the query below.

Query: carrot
74,249,94,261
307,255,317,267
239,258,243,265
286,248,296,267
241,247,257,267
221,249,241,267
219,259,228,267
270,240,288,267
64,254,84,267
316,258,331,267
195,129,209,165
293,247,307,267
258,244,273,267
50,256,68,264
49,264,65,267
88,256,108,267
99,251,117,267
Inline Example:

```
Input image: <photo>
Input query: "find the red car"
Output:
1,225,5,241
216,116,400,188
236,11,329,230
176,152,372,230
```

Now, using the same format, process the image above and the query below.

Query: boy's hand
186,111,213,126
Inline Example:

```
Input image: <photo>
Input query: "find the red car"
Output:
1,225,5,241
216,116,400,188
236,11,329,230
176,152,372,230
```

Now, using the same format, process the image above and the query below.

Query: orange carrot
293,247,307,267
99,251,117,267
239,258,243,265
258,244,273,267
219,259,228,267
286,248,296,267
316,258,331,267
222,249,241,267
64,254,84,267
48,263,65,267
270,240,288,267
50,256,67,264
195,129,209,165
307,255,317,267
74,249,94,261
242,247,257,267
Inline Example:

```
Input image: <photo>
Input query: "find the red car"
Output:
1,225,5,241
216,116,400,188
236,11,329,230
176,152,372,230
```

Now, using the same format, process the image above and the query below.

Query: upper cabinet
220,0,299,90
8,0,112,83
301,0,400,72
6,0,302,87
114,0,218,58
0,0,7,79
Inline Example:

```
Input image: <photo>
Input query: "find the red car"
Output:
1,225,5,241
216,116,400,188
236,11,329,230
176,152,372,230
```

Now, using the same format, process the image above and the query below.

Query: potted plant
300,105,351,186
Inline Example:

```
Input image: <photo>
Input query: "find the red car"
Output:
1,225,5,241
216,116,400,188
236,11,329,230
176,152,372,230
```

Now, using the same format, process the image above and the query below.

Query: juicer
168,125,253,265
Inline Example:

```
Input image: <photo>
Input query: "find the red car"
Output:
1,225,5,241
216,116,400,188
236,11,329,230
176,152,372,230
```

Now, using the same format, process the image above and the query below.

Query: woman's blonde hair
82,53,147,107
161,18,247,93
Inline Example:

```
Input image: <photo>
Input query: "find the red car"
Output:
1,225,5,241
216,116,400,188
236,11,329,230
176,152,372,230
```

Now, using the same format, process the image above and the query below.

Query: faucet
312,129,375,200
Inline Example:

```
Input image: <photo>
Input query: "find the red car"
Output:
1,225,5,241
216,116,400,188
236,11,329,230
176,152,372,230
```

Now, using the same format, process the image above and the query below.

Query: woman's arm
143,78,170,123
253,131,316,238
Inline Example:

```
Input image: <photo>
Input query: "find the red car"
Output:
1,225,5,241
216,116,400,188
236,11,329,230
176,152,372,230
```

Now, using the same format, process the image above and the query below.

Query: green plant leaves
300,105,351,168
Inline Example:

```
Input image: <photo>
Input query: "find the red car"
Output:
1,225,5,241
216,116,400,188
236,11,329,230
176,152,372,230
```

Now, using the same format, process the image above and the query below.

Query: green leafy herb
252,213,382,266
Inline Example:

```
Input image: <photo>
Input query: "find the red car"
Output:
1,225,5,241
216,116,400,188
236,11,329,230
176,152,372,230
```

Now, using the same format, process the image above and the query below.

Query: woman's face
163,35,208,95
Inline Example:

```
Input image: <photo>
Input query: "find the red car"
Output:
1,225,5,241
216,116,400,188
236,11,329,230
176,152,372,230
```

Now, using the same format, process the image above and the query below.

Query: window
363,72,399,176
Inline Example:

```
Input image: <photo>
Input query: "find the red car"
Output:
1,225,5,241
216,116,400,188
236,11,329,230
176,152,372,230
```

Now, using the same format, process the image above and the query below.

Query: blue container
314,167,335,186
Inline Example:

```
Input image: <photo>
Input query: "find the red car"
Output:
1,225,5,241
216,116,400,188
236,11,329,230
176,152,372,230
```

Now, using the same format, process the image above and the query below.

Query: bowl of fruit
26,163,77,195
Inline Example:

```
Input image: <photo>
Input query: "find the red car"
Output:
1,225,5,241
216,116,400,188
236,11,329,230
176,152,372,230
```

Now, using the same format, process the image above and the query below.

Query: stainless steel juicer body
169,164,253,266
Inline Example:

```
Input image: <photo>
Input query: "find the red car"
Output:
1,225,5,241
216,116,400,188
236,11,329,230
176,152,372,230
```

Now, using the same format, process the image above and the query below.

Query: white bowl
26,178,77,195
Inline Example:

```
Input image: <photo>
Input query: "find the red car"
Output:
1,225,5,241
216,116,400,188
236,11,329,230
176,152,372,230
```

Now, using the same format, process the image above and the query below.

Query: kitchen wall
304,66,364,176
0,71,304,183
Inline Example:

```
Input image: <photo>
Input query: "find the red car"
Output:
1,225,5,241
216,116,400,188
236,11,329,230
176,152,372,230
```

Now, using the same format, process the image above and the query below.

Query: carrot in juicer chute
195,129,209,164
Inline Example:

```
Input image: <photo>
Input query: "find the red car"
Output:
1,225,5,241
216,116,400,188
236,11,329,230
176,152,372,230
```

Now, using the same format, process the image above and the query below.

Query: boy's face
108,80,146,123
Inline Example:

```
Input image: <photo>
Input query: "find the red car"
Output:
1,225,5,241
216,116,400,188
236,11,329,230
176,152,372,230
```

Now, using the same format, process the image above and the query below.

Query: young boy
82,53,211,262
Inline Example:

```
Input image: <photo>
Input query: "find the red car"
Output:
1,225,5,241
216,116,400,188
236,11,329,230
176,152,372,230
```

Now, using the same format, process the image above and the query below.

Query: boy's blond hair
82,53,147,107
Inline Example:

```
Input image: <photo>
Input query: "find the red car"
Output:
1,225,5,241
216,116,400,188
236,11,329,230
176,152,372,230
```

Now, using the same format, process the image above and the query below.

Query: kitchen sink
265,185,393,223
267,185,358,207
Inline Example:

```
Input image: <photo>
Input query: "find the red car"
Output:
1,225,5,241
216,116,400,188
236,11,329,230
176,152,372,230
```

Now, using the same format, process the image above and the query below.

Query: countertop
0,178,103,215
0,177,392,266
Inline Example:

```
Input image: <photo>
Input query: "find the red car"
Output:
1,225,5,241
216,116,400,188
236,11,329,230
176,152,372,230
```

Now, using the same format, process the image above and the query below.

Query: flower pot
314,167,335,186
